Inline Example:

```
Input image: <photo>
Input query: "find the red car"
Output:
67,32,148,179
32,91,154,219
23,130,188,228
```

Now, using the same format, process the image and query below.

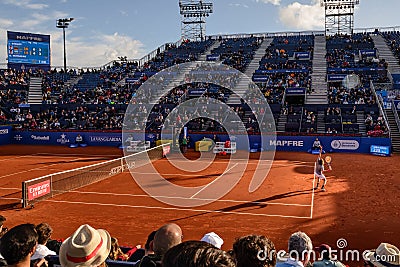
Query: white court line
190,163,239,198
162,158,313,167
130,165,313,177
0,154,40,162
0,154,109,164
43,199,311,219
0,187,21,191
310,163,317,219
0,197,21,201
34,153,122,157
0,157,91,179
64,190,312,207
130,171,224,177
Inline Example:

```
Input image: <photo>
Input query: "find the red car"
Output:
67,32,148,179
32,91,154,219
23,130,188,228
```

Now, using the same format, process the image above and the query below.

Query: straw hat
59,224,111,267
364,243,400,267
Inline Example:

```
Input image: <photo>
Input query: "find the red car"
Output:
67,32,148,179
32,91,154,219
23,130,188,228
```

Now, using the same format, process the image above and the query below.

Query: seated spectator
276,231,313,267
200,232,224,249
144,230,157,256
59,224,111,267
124,134,134,147
0,215,7,238
75,134,84,145
0,223,39,267
312,138,321,150
109,237,129,261
126,230,156,263
162,240,235,267
313,244,346,267
232,234,276,267
136,223,183,267
31,223,56,261
364,243,400,267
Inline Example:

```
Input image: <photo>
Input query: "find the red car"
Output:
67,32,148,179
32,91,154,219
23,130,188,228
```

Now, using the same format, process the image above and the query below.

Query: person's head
153,223,182,257
109,237,124,261
364,243,400,267
59,224,111,267
0,214,6,234
145,230,157,255
35,222,53,245
162,240,235,267
0,215,6,228
315,244,332,260
288,231,313,265
233,234,276,267
0,223,38,266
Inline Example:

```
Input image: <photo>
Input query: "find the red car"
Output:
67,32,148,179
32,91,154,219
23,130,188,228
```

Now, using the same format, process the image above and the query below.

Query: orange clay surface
0,144,399,264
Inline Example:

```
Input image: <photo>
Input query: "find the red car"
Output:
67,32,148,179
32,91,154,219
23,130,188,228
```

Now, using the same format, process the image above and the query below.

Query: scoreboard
7,31,50,70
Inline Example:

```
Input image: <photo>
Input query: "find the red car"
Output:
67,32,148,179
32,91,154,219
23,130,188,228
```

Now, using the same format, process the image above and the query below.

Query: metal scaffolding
179,0,213,41
320,0,360,35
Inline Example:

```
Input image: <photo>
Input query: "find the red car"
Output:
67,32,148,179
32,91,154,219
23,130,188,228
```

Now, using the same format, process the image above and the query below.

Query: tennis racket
325,156,332,170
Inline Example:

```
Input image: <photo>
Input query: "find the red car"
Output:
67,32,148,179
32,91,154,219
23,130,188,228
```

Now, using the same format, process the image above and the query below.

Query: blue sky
0,0,399,68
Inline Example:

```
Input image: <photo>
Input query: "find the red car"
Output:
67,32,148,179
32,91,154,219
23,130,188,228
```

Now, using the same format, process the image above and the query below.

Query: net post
50,175,53,198
21,181,27,208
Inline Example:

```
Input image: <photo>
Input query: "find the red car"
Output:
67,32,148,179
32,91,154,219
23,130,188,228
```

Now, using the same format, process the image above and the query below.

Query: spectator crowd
0,215,397,267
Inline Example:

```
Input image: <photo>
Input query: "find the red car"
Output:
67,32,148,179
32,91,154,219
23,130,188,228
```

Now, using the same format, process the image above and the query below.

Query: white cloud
0,18,14,28
229,3,249,8
119,10,128,16
3,0,48,9
255,0,281,6
51,32,145,67
278,1,324,30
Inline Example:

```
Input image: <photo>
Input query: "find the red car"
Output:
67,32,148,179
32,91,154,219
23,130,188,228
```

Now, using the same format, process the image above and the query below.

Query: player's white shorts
315,173,326,180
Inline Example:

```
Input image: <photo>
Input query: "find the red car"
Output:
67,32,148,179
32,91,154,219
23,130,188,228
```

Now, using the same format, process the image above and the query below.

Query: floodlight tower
179,0,213,41
56,18,74,72
320,0,359,35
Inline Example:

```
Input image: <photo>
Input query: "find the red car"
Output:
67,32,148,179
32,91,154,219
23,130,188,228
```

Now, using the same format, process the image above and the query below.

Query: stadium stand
1,32,398,140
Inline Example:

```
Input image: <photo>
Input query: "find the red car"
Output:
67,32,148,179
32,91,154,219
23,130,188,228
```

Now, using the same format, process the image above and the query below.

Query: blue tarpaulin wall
0,126,12,145
10,131,391,154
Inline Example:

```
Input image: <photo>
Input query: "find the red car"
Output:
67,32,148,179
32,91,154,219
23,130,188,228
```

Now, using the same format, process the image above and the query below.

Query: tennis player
314,146,331,191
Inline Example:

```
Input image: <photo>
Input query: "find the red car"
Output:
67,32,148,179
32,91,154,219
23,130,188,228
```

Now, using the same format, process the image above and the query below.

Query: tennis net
21,143,171,208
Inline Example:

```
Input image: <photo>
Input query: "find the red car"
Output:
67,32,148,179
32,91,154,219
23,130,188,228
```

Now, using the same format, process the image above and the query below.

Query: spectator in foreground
144,230,157,256
233,234,276,267
0,223,39,267
162,240,235,267
31,223,56,262
137,223,183,267
313,244,346,267
126,230,156,263
0,215,7,238
59,224,111,267
276,231,313,267
364,243,400,267
109,237,129,261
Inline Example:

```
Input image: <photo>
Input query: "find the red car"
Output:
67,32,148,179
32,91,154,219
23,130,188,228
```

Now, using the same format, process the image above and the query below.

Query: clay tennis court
0,144,399,260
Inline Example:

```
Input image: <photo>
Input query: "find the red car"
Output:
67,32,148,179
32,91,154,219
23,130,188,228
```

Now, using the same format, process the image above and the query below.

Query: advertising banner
11,131,392,154
0,126,12,145
27,179,51,200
